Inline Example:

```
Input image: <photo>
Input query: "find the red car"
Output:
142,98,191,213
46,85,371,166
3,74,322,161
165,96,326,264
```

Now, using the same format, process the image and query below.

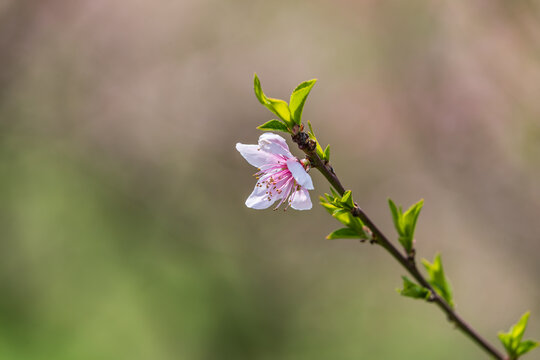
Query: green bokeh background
1,1,539,359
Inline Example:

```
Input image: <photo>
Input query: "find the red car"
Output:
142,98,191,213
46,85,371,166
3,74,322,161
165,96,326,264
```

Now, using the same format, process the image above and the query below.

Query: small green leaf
289,79,317,125
398,276,431,300
326,227,361,240
498,332,513,352
498,311,538,358
253,74,292,124
511,312,530,345
341,190,354,209
307,120,315,136
516,340,539,356
422,254,453,308
387,198,423,253
256,119,290,132
332,208,353,226
388,198,403,234
253,73,265,105
402,199,424,240
323,144,330,162
320,188,368,240
330,208,364,234
320,199,338,214
268,99,291,123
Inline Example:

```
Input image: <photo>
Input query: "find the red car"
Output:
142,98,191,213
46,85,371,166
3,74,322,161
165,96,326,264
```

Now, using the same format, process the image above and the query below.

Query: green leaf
307,120,315,136
387,198,424,253
498,332,513,353
320,191,340,209
326,227,361,240
323,144,330,162
329,207,364,234
512,312,530,346
289,79,317,125
388,198,403,234
320,188,368,240
319,198,338,214
498,312,538,358
422,254,453,308
516,340,539,356
332,208,354,227
253,74,292,124
267,99,291,123
398,276,431,300
402,199,424,241
253,73,266,105
330,187,340,199
341,190,354,209
256,119,290,132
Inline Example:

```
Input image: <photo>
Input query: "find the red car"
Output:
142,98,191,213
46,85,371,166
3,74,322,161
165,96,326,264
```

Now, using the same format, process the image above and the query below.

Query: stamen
253,157,307,211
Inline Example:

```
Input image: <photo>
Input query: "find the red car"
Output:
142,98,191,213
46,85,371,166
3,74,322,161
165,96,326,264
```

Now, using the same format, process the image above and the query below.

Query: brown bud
292,132,309,146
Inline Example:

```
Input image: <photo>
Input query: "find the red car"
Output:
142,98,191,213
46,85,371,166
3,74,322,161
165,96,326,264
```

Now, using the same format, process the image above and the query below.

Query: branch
292,130,506,360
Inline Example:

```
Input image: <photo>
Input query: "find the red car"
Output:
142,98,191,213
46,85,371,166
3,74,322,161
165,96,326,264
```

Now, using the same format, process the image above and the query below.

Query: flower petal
245,181,282,209
286,159,314,190
236,143,279,168
258,133,293,158
290,188,312,210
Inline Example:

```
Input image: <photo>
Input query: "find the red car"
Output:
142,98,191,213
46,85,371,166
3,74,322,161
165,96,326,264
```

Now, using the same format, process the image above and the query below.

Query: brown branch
292,130,506,360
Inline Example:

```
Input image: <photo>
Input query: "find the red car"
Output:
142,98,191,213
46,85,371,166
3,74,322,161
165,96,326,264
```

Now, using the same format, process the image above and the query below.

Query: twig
291,130,506,360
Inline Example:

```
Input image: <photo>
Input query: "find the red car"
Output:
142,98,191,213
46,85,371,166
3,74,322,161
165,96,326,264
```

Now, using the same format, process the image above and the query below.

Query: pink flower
236,133,314,210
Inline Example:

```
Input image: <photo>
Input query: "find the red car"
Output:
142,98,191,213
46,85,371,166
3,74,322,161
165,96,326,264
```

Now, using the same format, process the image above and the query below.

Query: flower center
254,160,298,210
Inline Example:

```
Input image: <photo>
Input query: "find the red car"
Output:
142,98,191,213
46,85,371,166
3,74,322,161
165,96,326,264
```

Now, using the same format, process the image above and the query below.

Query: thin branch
292,131,506,360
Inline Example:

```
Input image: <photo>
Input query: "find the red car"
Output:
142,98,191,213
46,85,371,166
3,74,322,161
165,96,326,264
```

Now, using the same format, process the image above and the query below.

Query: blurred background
1,0,539,359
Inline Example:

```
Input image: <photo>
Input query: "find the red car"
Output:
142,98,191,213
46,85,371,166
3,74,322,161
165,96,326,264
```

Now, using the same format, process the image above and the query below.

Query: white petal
245,181,281,209
290,188,312,210
236,143,278,168
258,133,293,158
286,159,314,190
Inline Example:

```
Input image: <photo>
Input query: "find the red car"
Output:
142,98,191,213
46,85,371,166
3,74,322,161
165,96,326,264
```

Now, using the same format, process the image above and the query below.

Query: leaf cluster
320,189,369,240
397,254,453,308
498,312,539,359
254,74,316,132
421,254,454,308
388,198,423,253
